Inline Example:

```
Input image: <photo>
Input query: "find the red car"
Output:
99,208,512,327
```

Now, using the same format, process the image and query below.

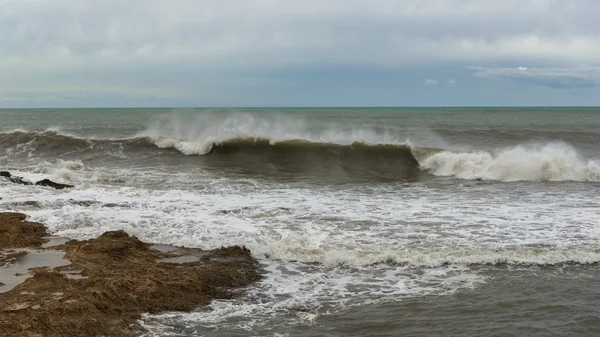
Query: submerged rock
1,171,74,189
35,179,74,190
0,172,33,186
0,212,262,337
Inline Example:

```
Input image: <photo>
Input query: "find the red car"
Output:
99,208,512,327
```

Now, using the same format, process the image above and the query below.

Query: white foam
4,137,37,158
3,162,600,334
142,261,485,335
421,142,600,182
151,137,214,155
7,160,86,185
5,176,600,267
0,128,29,134
1,128,85,139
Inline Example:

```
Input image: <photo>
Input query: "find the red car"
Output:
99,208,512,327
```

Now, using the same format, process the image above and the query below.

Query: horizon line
1,105,599,109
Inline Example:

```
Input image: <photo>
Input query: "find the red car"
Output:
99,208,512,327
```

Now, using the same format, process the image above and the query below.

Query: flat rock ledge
0,212,262,337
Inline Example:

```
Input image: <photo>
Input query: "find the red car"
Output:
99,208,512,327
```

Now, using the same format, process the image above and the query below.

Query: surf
2,127,599,183
421,142,600,182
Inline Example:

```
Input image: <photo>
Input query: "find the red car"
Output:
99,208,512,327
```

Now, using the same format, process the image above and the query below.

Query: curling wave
2,129,599,182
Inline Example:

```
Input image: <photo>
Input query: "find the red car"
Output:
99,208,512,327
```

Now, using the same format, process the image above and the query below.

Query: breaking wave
262,243,600,267
1,127,599,182
421,142,600,182
0,128,434,182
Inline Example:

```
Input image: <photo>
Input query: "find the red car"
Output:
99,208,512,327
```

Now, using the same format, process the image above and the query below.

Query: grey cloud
1,0,599,72
468,66,600,88
0,0,599,105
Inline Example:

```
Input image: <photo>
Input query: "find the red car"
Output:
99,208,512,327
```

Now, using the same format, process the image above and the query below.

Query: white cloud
446,79,457,87
425,79,439,85
468,66,600,88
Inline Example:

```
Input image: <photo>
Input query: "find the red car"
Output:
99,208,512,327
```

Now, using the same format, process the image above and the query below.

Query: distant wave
0,129,149,147
0,129,153,157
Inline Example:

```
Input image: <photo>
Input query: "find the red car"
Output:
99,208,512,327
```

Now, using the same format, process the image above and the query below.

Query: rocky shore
0,212,262,337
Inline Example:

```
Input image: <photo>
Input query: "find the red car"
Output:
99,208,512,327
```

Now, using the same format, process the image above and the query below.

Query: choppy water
1,107,600,336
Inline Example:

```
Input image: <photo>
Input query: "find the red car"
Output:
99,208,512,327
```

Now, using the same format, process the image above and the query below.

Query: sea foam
421,142,600,182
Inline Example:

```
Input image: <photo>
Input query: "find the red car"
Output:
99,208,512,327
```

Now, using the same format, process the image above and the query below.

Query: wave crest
421,143,600,182
262,242,600,267
2,125,599,183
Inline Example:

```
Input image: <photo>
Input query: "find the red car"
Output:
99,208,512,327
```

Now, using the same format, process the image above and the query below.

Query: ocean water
1,107,600,336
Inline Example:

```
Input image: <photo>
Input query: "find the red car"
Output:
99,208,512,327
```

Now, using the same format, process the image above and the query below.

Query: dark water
303,266,600,337
1,107,600,336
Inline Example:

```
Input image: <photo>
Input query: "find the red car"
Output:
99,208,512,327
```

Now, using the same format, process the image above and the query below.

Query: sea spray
421,142,600,182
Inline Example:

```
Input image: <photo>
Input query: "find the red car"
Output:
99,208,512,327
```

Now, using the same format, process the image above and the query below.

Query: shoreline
0,212,262,337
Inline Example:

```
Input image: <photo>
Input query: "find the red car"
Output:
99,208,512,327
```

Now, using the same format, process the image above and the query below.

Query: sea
1,107,600,336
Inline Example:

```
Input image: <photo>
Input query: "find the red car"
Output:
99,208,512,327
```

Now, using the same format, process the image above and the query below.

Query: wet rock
0,171,32,185
213,245,253,258
10,201,42,208
102,202,130,208
1,171,74,189
68,199,98,207
10,177,33,185
0,212,262,337
0,251,28,267
217,206,253,215
4,174,33,185
35,179,73,190
3,302,30,312
63,230,148,261
0,213,48,249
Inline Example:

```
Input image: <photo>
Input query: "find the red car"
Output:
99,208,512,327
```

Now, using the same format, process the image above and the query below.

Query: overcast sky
1,0,599,107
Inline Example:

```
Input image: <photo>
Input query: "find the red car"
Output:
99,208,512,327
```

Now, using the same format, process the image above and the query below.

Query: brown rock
0,213,48,249
0,213,262,337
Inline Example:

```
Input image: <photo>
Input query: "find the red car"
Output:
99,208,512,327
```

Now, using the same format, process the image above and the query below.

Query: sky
1,0,599,107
